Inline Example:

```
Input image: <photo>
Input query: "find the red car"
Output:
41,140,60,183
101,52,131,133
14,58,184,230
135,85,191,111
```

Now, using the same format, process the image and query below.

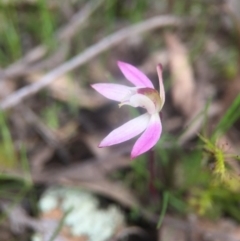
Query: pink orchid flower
91,61,165,159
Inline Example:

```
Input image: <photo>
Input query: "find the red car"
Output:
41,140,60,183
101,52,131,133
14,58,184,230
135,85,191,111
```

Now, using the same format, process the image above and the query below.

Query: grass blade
157,191,169,229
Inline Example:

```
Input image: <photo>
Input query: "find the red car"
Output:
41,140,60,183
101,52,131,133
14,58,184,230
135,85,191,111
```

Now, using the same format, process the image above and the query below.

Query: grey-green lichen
33,186,125,241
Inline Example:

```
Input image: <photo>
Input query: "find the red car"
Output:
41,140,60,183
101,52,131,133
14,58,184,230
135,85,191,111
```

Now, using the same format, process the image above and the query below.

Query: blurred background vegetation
0,0,240,240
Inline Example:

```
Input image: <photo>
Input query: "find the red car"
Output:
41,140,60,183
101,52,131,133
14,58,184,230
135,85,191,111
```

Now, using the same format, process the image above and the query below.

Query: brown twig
27,42,69,74
0,15,182,110
16,105,70,163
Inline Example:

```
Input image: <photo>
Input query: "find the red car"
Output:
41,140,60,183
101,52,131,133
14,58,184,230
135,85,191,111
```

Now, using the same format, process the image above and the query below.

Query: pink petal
131,113,162,159
91,83,135,102
156,64,165,108
99,113,150,147
117,61,154,88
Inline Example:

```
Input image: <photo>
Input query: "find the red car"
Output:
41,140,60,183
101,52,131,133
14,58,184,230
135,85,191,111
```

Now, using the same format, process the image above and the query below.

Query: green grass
185,94,240,219
0,0,57,66
212,94,240,141
0,112,33,225
0,112,17,169
38,0,56,47
41,103,61,130
157,191,169,228
0,9,22,65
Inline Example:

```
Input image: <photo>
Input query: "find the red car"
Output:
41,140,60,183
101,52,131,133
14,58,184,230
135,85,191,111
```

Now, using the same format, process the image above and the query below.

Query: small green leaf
157,191,169,229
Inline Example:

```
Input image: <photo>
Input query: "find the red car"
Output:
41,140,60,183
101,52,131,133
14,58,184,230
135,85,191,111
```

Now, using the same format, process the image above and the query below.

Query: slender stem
148,149,157,198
